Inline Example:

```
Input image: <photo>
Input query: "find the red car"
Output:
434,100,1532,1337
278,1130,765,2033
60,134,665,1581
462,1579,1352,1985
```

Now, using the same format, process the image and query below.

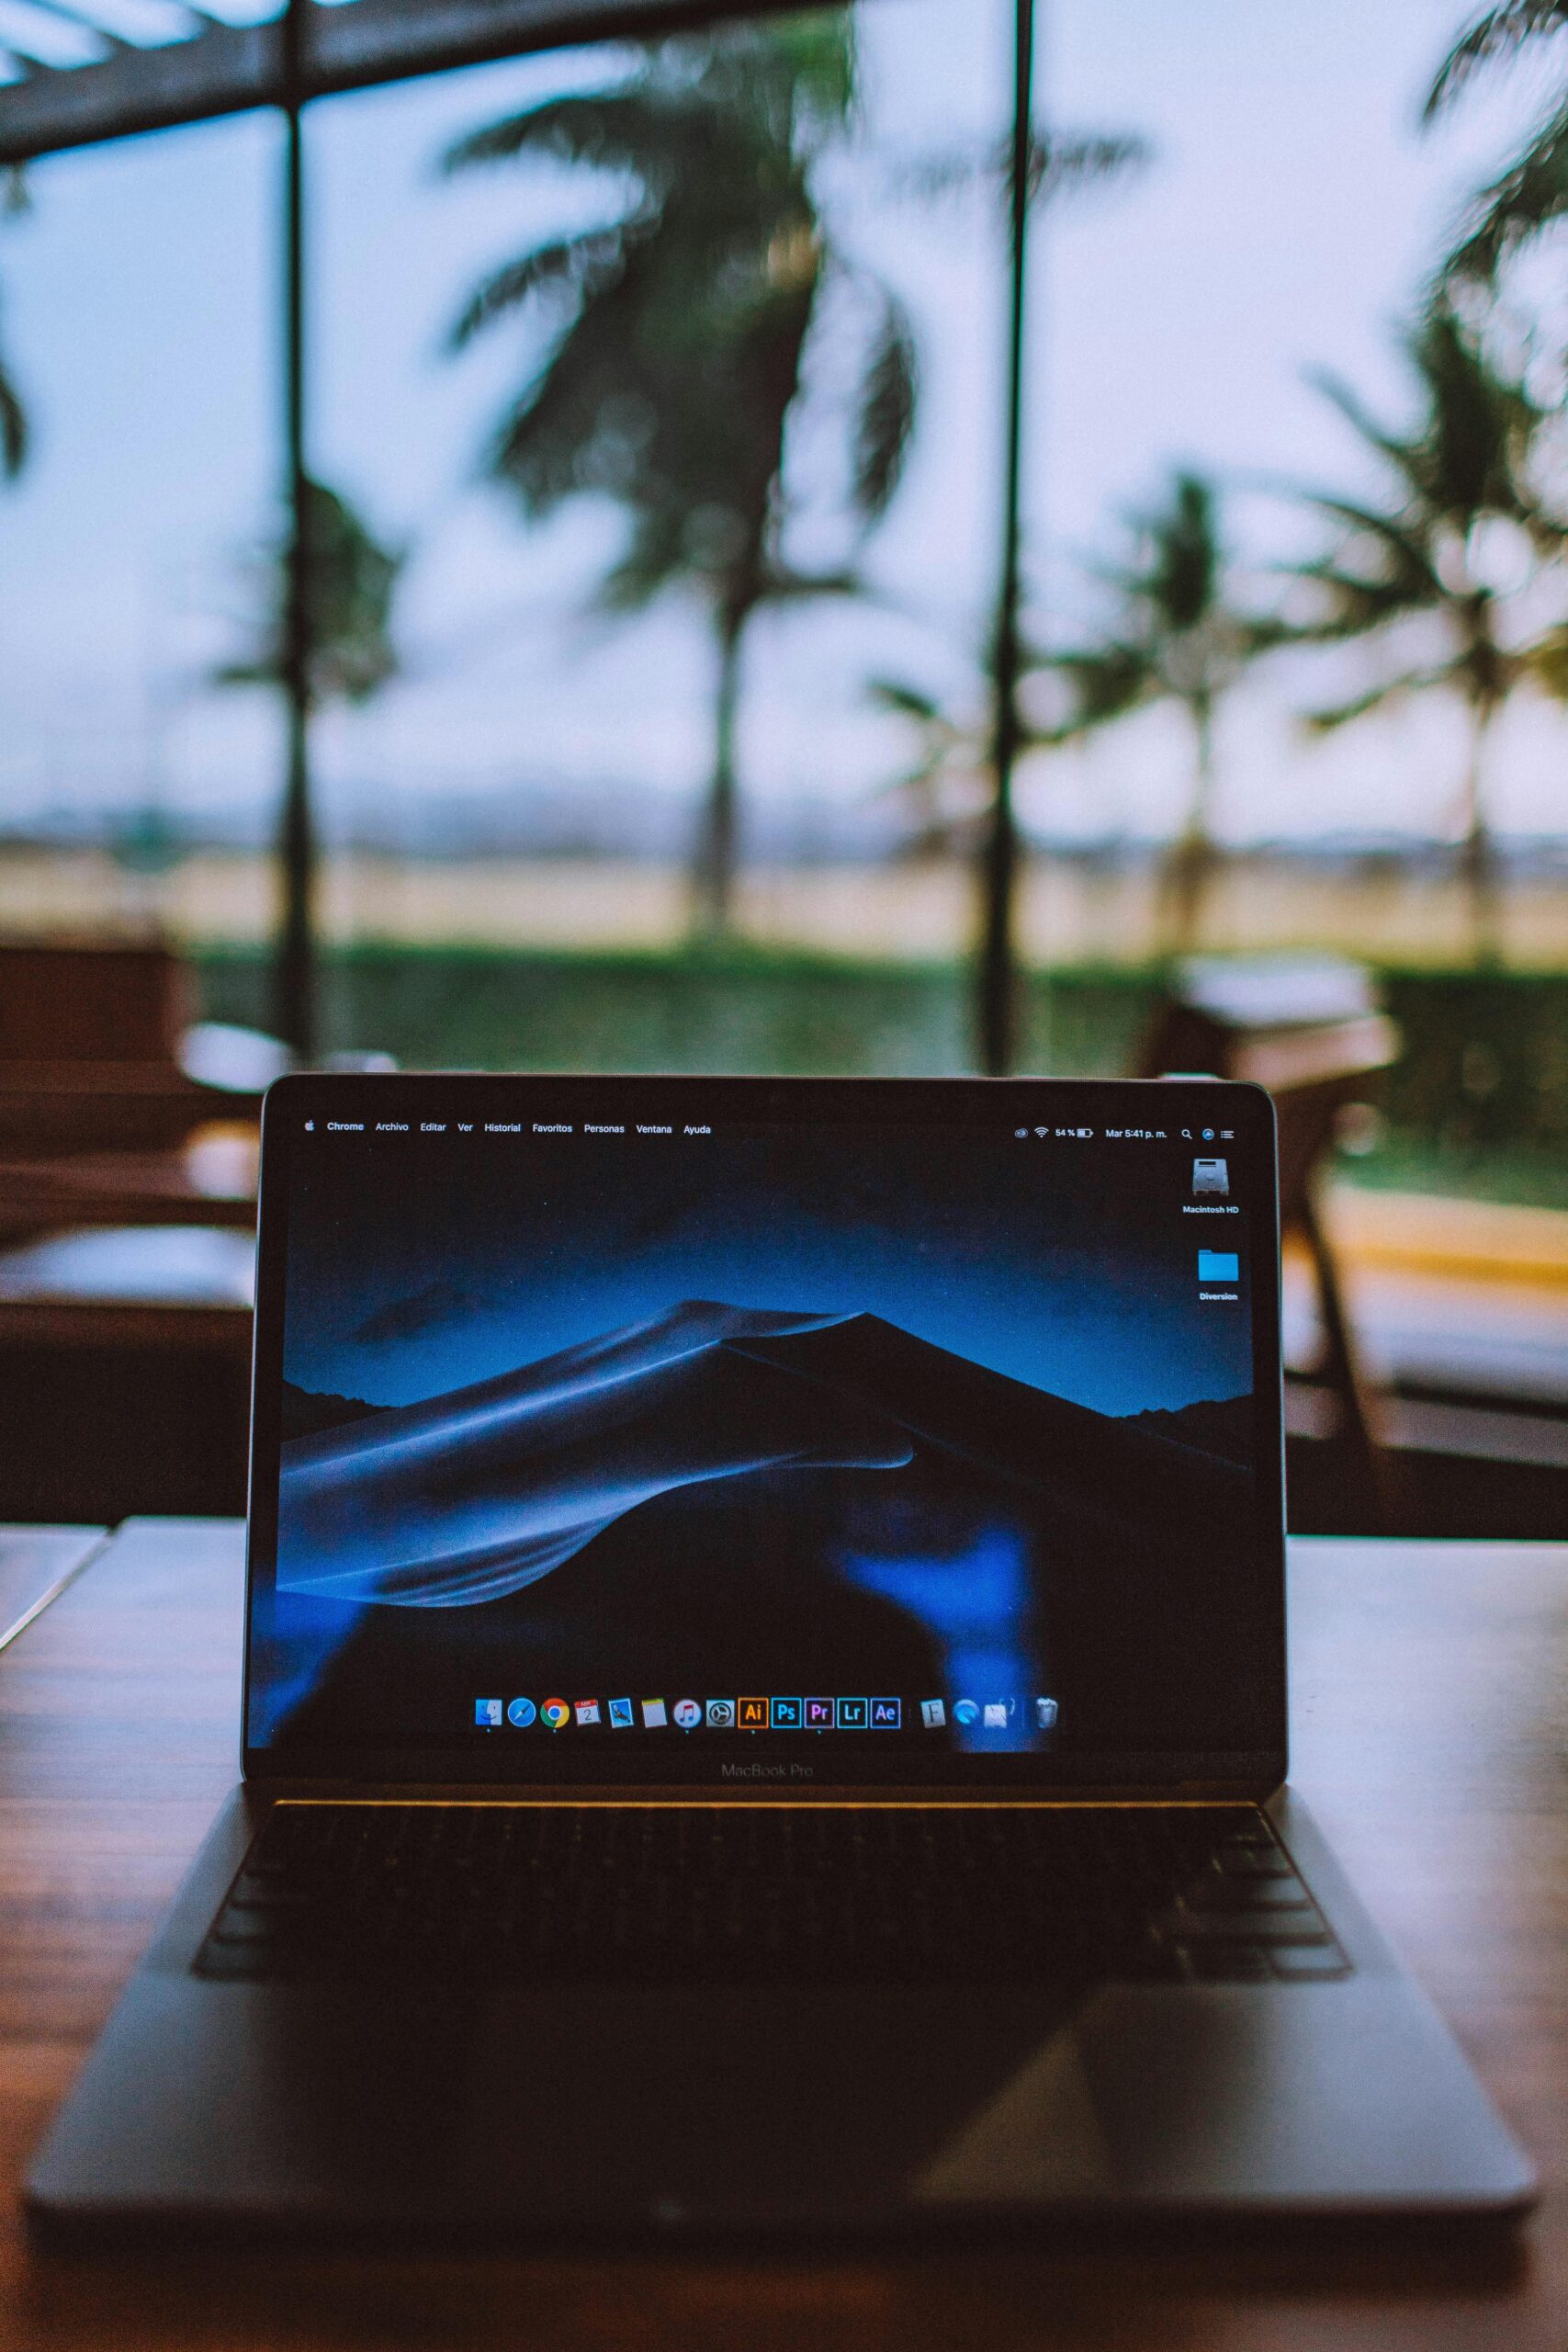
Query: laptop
27,1072,1535,2239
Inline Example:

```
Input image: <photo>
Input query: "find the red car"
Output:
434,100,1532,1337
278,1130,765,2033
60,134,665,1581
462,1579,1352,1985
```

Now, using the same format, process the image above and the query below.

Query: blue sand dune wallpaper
252,1131,1268,1755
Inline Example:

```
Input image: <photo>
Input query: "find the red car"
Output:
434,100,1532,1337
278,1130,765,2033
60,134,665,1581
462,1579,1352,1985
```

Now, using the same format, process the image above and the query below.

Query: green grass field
194,945,1568,1209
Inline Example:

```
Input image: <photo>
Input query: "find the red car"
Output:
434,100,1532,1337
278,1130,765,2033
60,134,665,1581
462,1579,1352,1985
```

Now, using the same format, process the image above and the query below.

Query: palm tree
217,478,403,712
1425,2,1568,284
1286,307,1551,958
1041,469,1285,948
444,18,915,937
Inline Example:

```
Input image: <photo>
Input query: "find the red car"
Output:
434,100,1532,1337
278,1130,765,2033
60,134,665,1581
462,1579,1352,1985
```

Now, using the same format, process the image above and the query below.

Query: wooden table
0,1527,105,1655
0,1521,1562,2350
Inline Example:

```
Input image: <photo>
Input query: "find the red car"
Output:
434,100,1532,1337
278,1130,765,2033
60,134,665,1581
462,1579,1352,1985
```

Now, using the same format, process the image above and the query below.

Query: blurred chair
1135,956,1402,1527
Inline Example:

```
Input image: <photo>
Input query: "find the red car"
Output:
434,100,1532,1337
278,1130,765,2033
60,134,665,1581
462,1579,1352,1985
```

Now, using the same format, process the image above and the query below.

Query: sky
0,0,1564,852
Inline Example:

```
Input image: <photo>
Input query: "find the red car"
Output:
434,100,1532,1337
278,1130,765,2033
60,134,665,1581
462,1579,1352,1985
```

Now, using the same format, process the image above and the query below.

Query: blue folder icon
1198,1250,1240,1283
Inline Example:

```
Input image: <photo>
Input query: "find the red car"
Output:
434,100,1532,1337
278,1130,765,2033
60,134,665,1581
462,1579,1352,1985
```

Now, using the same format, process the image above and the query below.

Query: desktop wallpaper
250,1125,1270,1758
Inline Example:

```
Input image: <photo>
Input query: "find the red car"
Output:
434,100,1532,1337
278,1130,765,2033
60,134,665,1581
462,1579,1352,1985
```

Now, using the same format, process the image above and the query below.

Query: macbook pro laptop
27,1073,1535,2238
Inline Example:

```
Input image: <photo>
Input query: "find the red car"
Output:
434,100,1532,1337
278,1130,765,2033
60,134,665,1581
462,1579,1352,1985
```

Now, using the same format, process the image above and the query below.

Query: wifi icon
1033,1126,1048,1138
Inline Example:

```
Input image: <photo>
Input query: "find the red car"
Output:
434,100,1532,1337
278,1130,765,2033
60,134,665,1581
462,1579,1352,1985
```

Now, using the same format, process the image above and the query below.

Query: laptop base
26,1789,1536,2242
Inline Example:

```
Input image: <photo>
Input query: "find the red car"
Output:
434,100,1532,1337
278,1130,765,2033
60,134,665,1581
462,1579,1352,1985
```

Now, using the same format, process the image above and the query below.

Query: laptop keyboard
194,1801,1348,1989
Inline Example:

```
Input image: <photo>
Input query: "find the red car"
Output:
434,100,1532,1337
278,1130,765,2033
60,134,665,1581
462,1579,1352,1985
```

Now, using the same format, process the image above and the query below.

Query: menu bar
303,1118,1235,1142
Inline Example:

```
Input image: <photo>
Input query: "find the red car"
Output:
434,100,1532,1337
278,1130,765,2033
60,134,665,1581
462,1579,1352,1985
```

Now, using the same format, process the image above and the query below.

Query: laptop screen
244,1076,1285,1788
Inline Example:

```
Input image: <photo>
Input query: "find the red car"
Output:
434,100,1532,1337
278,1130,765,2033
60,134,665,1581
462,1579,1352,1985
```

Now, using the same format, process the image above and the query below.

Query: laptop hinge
242,1777,1279,1806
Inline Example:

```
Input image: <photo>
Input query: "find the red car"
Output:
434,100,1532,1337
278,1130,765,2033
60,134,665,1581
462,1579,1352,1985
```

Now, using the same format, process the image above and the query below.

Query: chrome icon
540,1697,570,1730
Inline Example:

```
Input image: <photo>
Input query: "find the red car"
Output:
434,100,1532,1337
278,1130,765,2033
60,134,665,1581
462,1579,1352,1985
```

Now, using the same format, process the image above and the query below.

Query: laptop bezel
241,1073,1288,1797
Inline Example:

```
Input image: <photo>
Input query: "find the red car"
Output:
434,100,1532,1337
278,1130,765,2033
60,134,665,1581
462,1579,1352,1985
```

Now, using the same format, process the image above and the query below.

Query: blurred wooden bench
0,939,265,1159
0,943,270,1515
1136,957,1402,1526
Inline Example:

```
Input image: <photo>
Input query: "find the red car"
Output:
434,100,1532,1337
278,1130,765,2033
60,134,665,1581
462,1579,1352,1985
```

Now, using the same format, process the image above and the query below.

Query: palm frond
1438,95,1568,282
1425,0,1568,118
1292,492,1440,595
1303,669,1449,731
851,286,917,520
1283,558,1427,636
1307,367,1423,487
868,678,944,721
215,479,404,708
482,217,729,524
444,88,698,182
1238,612,1300,656
1034,130,1153,205
485,258,655,522
599,502,690,613
447,228,633,351
1040,640,1156,739
767,15,857,130
897,123,1150,209
1409,304,1544,513
760,563,861,602
1142,469,1220,632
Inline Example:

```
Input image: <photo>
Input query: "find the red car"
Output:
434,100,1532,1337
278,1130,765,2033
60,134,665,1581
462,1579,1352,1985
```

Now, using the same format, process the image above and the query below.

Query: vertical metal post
976,0,1035,1078
273,0,317,1061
